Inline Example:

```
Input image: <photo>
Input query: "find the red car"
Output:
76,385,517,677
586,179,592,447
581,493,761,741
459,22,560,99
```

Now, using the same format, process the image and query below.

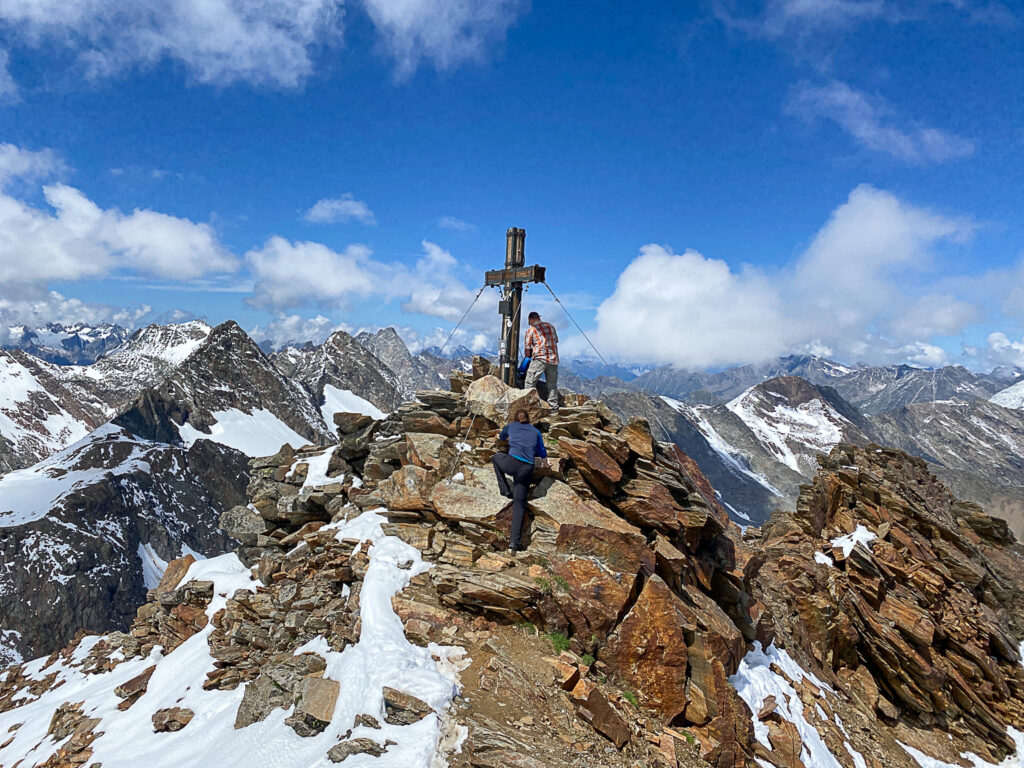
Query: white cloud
245,238,379,309
0,291,153,333
590,185,976,368
360,0,526,78
0,0,527,90
304,194,376,225
0,0,345,88
249,313,350,348
0,143,64,188
788,80,975,163
438,215,475,232
0,153,238,297
978,332,1024,368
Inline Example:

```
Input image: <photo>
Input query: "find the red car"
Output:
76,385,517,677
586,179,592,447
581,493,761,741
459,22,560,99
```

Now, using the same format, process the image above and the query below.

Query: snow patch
320,384,386,424
177,408,310,457
814,551,834,568
991,380,1024,410
830,525,877,559
137,543,169,591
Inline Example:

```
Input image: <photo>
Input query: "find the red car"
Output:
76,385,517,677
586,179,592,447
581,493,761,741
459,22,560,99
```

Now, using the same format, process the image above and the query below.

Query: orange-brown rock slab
550,556,638,642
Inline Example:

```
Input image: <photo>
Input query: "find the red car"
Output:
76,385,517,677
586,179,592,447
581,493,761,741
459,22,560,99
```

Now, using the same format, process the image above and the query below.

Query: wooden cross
484,227,547,386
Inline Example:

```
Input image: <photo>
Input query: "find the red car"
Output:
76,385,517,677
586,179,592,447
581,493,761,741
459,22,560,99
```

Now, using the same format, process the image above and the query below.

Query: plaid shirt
525,321,559,364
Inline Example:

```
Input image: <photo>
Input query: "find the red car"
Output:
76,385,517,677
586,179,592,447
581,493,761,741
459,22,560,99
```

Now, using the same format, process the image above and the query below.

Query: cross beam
490,228,546,386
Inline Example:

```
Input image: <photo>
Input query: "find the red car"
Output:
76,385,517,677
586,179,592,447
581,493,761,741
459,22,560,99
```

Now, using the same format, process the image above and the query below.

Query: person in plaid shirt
523,311,559,412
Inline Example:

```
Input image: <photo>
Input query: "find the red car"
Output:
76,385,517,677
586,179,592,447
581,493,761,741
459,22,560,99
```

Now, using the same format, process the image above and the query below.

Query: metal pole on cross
484,228,546,387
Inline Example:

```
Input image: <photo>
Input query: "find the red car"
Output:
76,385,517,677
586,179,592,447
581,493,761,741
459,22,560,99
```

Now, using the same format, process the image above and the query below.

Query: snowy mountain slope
601,391,786,525
57,320,212,416
0,424,248,662
279,330,405,418
0,513,465,768
140,321,332,455
0,322,214,473
829,364,998,416
726,376,870,476
355,327,445,395
0,350,107,473
632,354,854,402
3,322,130,365
992,379,1024,410
870,399,1024,485
661,396,807,507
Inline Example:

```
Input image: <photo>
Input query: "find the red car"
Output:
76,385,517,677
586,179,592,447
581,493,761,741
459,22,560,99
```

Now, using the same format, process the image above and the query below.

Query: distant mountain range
2,317,1024,665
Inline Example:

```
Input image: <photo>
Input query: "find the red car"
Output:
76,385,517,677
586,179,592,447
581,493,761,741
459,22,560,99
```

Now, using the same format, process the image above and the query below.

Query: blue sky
0,0,1022,370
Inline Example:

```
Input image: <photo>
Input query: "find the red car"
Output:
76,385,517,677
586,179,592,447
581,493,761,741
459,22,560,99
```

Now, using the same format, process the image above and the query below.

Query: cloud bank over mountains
0,140,1021,369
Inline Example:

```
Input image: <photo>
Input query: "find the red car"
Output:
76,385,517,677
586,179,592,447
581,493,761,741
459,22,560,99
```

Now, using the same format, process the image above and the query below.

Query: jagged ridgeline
1,363,1024,768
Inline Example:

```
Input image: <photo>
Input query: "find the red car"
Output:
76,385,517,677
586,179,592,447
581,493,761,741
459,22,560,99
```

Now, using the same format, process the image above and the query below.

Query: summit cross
484,227,547,387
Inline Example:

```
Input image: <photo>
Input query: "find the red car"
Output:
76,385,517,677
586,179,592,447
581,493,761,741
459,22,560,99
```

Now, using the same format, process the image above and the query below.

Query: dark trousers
492,452,534,550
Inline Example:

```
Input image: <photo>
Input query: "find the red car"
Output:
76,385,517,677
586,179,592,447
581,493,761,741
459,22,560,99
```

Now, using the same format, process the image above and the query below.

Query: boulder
528,479,652,575
376,465,436,511
550,556,638,642
220,505,274,546
152,707,194,732
614,479,687,533
568,678,631,748
287,676,340,736
382,686,433,725
404,432,450,471
155,555,197,594
618,418,655,461
328,738,388,762
334,411,374,435
431,481,509,530
603,577,693,722
466,375,551,425
558,438,622,497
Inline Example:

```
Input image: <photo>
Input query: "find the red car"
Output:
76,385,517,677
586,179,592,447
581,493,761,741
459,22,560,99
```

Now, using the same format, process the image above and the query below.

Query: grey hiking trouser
492,452,533,550
525,358,558,409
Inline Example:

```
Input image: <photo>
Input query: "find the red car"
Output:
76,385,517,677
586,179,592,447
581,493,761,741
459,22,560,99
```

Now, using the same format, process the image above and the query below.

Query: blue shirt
499,422,547,465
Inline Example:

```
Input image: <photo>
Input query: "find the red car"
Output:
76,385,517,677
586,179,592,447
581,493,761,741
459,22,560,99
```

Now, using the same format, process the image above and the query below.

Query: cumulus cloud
590,184,976,369
249,313,351,348
0,143,65,188
977,332,1024,368
0,291,153,333
0,0,527,90
788,80,974,163
0,0,345,88
360,0,526,78
304,194,376,225
0,181,237,296
245,238,379,309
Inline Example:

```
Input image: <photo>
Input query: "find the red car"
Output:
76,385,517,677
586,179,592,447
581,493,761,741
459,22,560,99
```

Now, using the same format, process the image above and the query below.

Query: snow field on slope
660,396,783,497
726,389,847,474
320,384,387,424
0,354,91,455
0,425,151,527
177,408,311,457
730,642,857,768
0,510,467,768
991,380,1024,410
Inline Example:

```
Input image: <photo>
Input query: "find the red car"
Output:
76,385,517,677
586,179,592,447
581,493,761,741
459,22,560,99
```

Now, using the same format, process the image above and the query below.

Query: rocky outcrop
749,443,1024,763
0,427,248,662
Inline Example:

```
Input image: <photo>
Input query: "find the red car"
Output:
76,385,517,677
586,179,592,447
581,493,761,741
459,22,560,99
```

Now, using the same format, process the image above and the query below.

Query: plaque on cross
484,227,547,386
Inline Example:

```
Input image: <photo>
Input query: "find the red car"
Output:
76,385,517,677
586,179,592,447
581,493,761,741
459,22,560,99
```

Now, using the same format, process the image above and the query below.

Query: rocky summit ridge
1,364,1024,768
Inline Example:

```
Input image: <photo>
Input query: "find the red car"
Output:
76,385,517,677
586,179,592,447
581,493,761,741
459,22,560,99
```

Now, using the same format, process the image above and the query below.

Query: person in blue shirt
493,408,548,553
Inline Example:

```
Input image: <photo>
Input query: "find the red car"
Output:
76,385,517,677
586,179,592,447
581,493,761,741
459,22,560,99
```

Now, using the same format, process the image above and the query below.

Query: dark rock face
0,427,247,662
832,364,1000,416
153,321,331,445
355,327,445,396
276,330,404,415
